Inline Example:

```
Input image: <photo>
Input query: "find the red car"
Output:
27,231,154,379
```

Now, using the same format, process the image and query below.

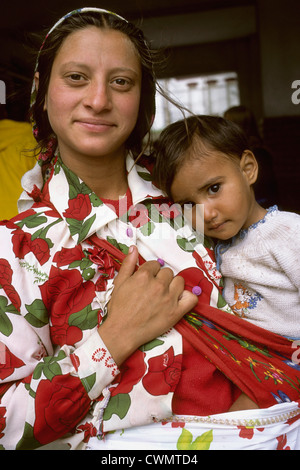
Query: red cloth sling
89,234,300,410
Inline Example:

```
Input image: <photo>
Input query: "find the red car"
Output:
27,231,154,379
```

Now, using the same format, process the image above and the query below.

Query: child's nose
204,203,218,223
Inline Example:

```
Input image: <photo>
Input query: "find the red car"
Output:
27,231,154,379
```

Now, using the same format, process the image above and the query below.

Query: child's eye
181,201,196,208
208,183,220,195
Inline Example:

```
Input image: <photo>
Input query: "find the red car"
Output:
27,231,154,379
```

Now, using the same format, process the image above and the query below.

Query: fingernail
129,246,134,254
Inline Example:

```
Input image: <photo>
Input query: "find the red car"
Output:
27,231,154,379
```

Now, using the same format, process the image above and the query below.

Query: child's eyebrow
198,176,223,190
172,176,223,204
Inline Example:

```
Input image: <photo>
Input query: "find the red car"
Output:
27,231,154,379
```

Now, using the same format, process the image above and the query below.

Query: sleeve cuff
71,331,119,400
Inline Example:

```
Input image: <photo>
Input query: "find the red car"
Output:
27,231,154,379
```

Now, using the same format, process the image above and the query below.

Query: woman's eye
111,78,132,90
115,78,127,85
67,74,85,82
208,183,220,195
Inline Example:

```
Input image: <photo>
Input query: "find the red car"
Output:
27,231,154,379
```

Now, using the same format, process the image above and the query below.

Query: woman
0,8,300,450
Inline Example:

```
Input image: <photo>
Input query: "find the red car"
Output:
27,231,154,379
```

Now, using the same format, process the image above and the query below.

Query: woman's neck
59,149,128,200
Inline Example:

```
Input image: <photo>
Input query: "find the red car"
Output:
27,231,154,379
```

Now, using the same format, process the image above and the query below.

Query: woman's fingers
114,247,196,306
113,246,165,289
99,248,199,366
112,245,139,289
177,289,199,312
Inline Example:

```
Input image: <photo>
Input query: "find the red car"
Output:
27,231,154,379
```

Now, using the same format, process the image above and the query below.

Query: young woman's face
44,26,142,164
170,146,258,240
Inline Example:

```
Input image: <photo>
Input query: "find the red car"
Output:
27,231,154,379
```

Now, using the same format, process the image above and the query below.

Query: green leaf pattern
5,154,294,450
0,295,21,336
177,428,213,450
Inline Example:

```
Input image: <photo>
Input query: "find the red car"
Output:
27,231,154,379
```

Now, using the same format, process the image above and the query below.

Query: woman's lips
75,119,115,132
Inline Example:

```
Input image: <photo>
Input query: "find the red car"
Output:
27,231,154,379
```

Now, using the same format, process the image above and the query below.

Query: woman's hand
98,246,198,366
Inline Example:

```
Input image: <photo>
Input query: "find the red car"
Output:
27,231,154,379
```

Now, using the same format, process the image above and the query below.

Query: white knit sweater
217,206,300,337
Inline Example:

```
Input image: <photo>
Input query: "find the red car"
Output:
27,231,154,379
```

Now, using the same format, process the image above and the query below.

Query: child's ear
240,150,258,185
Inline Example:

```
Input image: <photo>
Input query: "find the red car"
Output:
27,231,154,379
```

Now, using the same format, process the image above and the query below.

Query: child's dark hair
153,115,249,197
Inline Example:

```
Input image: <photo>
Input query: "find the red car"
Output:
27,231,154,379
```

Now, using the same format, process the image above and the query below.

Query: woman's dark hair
31,11,158,159
153,115,249,197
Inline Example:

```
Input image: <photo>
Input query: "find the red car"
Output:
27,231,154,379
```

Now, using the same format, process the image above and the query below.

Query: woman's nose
83,81,112,112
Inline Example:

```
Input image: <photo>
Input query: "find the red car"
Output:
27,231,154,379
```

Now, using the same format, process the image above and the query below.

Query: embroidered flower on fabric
231,283,263,317
203,259,222,281
92,348,118,377
92,348,106,363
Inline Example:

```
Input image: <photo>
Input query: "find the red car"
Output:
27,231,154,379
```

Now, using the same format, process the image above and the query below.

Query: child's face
170,148,258,240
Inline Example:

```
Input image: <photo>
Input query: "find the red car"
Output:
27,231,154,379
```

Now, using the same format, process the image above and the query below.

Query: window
153,72,240,132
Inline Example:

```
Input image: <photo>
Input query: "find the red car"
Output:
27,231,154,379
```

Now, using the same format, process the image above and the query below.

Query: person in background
0,105,36,219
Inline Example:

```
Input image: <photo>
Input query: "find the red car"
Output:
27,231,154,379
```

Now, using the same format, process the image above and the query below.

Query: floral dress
0,153,230,449
3,6,299,451
1,154,300,450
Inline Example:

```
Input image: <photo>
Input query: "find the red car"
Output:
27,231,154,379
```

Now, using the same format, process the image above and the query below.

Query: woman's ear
34,72,47,111
240,150,258,186
34,72,39,92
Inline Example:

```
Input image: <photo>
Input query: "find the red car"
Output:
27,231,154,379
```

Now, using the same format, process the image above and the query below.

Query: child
153,115,300,339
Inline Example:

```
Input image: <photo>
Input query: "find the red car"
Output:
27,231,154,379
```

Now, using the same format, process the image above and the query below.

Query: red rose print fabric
1,154,300,452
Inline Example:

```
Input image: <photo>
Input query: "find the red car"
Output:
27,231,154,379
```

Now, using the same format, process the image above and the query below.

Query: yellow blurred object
0,119,37,220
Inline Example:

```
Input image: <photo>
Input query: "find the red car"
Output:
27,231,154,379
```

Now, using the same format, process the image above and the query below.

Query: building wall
256,0,300,212
142,1,300,211
1,1,299,210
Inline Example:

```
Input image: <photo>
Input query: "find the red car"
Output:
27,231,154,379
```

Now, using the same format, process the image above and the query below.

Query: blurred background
1,0,300,212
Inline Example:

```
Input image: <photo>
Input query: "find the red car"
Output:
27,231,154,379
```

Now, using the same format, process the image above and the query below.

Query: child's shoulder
271,208,300,224
262,207,300,240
